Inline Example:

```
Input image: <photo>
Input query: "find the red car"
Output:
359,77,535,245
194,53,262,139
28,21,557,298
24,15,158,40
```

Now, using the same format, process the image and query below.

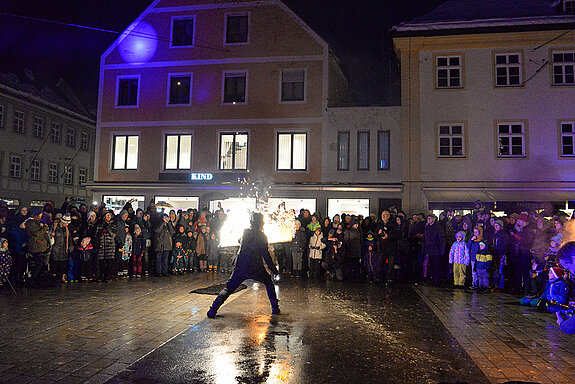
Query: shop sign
190,173,214,181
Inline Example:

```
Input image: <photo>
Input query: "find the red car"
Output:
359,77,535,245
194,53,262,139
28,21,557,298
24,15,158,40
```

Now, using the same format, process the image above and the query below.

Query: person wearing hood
308,227,325,278
0,238,12,286
449,231,470,287
467,226,484,289
51,215,74,283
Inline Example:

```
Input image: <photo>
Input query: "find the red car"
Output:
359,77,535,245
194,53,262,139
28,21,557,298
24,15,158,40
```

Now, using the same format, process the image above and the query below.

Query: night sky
0,0,446,111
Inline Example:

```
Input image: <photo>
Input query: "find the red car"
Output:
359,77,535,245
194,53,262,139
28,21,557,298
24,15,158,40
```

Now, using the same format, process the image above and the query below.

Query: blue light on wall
118,22,158,64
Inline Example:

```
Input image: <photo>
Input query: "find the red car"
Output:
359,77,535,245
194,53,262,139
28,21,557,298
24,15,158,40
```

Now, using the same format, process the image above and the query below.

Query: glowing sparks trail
219,203,296,247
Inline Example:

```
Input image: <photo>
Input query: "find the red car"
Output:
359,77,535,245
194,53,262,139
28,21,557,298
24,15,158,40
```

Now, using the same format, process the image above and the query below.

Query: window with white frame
48,163,58,183
113,135,139,170
168,74,192,105
497,122,526,157
281,70,305,102
79,168,87,184
277,133,306,170
560,121,575,156
357,131,370,170
495,53,522,86
164,134,192,170
225,13,248,44
13,110,25,133
438,124,465,157
33,116,44,138
378,130,390,170
10,155,22,178
337,131,350,171
116,76,139,107
219,132,248,170
66,127,76,147
30,159,41,181
223,72,247,104
565,0,575,13
0,105,4,129
81,132,89,151
64,166,73,185
436,55,463,88
171,17,195,47
553,51,575,85
51,122,61,143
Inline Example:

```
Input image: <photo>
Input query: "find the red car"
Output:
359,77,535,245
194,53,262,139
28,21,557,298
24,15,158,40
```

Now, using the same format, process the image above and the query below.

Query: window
48,163,58,183
377,131,390,170
30,159,41,181
0,105,4,129
438,124,465,157
164,134,192,170
223,72,247,104
553,51,575,85
495,53,522,86
33,116,44,138
225,14,249,44
436,55,463,88
66,128,76,147
277,133,306,170
81,132,89,151
219,132,248,170
337,131,350,171
281,70,305,102
168,74,192,105
113,135,139,170
171,17,195,47
64,166,73,185
13,110,25,133
561,121,575,156
79,168,87,184
497,122,526,157
51,122,61,143
116,76,140,107
565,0,575,13
357,131,370,170
10,155,22,178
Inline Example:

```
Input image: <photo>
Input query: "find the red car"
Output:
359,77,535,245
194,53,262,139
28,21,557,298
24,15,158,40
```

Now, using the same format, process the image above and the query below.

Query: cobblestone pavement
415,285,575,384
0,273,232,384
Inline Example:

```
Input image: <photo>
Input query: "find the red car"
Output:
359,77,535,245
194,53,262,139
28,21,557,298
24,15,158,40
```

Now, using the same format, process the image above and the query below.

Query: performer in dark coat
207,213,280,318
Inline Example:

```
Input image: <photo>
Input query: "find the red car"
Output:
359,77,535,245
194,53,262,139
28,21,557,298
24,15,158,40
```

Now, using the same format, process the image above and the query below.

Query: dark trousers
513,255,532,293
11,253,26,284
428,253,442,285
156,251,170,276
30,252,47,285
309,258,322,277
98,259,113,281
223,272,277,302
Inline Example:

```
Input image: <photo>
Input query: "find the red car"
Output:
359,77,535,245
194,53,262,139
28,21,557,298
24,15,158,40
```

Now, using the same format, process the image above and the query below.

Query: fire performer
207,212,280,318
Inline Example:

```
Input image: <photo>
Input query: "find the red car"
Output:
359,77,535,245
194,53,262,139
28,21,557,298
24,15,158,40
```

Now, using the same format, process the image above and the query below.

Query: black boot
207,290,229,318
270,298,280,315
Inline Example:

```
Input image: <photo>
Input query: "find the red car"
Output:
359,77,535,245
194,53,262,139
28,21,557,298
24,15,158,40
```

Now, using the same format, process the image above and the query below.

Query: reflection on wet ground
109,279,488,384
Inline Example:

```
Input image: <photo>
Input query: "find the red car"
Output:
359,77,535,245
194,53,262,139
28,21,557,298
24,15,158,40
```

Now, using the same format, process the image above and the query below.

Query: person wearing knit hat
475,241,492,292
449,231,470,287
517,213,529,223
494,219,504,228
61,215,71,224
491,219,510,291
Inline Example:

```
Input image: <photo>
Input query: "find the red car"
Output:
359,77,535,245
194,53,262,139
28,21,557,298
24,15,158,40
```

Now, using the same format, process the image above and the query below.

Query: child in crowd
363,231,378,283
207,232,219,272
171,241,187,274
0,238,12,286
131,225,146,277
186,230,198,272
467,226,483,289
449,231,470,287
529,233,563,297
75,237,96,282
196,225,208,272
120,224,132,277
308,227,326,278
520,266,570,313
475,242,492,293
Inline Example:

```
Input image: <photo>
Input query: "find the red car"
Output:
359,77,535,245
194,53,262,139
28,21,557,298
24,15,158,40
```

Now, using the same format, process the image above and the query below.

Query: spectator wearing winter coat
449,231,470,287
154,214,175,276
422,214,446,286
511,214,535,294
131,225,147,277
74,237,97,281
9,206,29,285
51,215,74,283
95,211,117,282
376,210,399,283
490,220,509,290
308,227,326,278
26,213,51,286
467,226,483,289
344,218,362,278
0,238,12,286
475,242,492,292
291,220,308,277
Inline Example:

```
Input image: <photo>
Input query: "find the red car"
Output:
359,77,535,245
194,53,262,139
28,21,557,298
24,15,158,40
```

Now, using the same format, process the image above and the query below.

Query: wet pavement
2,275,575,384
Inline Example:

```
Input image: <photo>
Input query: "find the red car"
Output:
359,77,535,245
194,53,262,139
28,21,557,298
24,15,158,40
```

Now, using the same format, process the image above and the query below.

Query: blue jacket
476,250,492,270
466,239,481,263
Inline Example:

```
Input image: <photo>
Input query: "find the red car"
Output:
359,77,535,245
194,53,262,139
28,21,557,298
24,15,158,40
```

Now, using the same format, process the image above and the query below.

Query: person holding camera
308,227,326,278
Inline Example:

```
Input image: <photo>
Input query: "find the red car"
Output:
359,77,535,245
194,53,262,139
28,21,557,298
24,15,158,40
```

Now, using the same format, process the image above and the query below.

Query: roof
391,0,575,36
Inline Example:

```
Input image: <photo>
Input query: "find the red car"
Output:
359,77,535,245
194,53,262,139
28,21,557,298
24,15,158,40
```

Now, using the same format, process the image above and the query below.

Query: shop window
328,198,370,218
223,71,247,104
438,124,465,157
30,159,41,181
337,131,350,171
357,131,370,170
219,132,248,170
281,69,305,102
171,17,195,47
51,122,61,143
277,132,306,171
104,196,145,214
13,110,25,134
553,51,575,85
378,130,390,170
116,76,140,107
497,122,526,157
164,134,192,170
168,74,192,105
225,13,249,44
112,135,139,170
561,121,575,156
33,116,44,138
495,53,522,86
436,55,463,89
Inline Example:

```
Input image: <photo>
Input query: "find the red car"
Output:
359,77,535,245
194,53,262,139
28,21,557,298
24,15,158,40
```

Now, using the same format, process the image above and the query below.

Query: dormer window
565,0,575,13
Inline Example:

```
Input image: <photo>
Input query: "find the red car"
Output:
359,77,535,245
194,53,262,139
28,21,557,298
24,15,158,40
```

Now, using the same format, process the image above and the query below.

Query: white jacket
308,233,326,260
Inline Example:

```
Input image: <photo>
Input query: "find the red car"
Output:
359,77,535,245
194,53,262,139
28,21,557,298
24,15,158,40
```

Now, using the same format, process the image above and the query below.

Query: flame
219,203,296,247
561,219,575,247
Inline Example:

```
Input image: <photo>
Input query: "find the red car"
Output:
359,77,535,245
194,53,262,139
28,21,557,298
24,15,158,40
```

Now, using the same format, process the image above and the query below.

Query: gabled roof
391,0,575,36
